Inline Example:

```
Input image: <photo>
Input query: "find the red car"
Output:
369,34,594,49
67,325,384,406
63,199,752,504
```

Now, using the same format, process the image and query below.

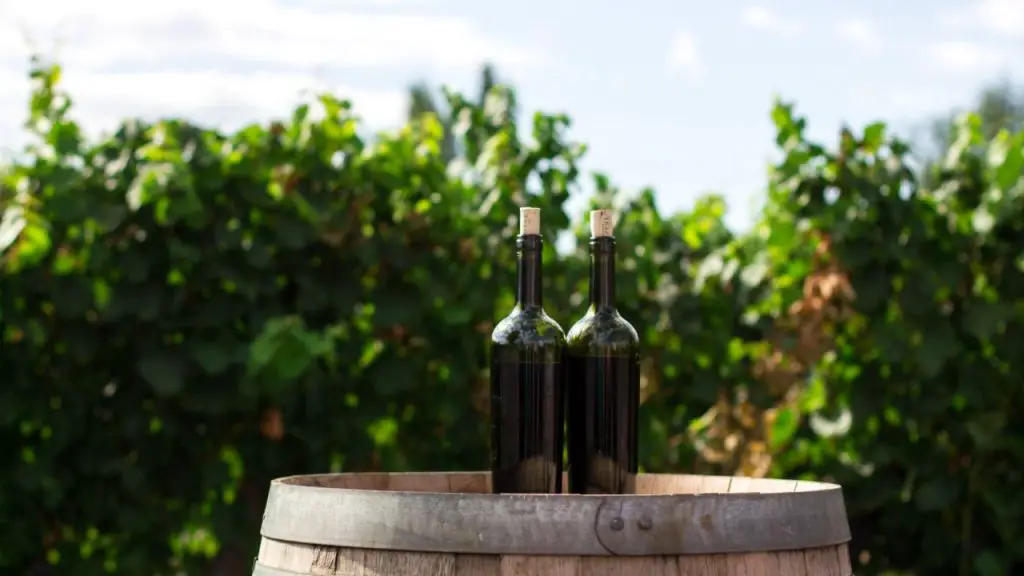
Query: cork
519,207,540,236
590,209,614,238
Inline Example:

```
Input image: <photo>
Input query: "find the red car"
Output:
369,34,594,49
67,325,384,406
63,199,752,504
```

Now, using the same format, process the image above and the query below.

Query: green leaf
972,207,995,234
93,204,127,231
974,550,1006,576
137,351,185,397
375,289,420,326
273,216,313,250
0,205,26,253
871,320,909,363
372,358,413,396
799,377,827,412
962,300,1008,340
248,315,332,383
738,256,769,288
194,343,234,375
944,112,982,168
851,273,889,313
862,122,886,152
988,131,1024,191
966,411,1007,448
915,321,959,378
808,407,852,438
443,305,472,325
367,417,398,447
126,164,169,211
693,250,724,292
769,406,799,449
914,476,959,511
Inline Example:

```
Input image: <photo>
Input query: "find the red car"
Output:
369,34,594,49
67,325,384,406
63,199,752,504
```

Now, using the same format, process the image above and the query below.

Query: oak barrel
254,471,852,575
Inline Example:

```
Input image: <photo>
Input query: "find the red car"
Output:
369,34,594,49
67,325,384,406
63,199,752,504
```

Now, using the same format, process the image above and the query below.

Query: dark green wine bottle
566,209,640,494
489,207,566,494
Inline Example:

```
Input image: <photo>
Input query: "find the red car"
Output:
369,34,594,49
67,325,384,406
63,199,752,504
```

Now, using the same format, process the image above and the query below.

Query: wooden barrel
254,471,852,575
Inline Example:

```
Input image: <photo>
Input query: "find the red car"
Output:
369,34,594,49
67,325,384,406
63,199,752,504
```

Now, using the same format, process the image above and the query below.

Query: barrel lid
259,472,850,557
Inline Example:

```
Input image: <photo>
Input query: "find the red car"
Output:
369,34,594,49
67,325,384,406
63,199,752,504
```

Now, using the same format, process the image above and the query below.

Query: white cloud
938,0,1024,37
0,67,410,155
969,0,1024,36
740,6,800,36
666,31,703,81
928,41,1008,74
837,17,882,54
1,0,541,71
0,0,544,149
886,86,971,116
936,10,967,32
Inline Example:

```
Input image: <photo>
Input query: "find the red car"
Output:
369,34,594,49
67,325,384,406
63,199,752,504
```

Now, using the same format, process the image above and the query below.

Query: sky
1,0,1023,231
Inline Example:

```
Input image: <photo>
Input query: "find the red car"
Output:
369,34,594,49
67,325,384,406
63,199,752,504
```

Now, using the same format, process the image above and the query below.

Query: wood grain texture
253,472,853,576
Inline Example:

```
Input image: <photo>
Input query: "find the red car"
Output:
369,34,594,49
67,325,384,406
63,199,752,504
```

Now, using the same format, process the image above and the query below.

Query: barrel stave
256,540,852,575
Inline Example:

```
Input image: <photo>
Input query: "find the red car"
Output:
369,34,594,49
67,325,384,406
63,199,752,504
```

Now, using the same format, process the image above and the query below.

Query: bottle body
566,313,640,494
489,226,566,494
566,228,640,494
489,333,565,494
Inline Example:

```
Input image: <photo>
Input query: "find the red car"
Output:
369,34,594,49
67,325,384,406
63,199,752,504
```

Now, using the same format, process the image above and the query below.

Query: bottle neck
516,235,543,310
589,237,615,311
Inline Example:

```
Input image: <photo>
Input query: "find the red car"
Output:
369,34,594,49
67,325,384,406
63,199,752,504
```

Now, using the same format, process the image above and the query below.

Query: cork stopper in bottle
519,207,541,236
590,209,614,238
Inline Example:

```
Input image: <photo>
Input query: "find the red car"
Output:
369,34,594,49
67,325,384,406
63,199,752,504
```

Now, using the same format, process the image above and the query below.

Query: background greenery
2,57,1024,575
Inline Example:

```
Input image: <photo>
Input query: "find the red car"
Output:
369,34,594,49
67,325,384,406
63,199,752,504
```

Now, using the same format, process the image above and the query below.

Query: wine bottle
566,209,640,494
489,207,566,494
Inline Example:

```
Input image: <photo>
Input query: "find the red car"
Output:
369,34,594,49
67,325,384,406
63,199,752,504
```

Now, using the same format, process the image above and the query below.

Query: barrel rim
259,471,851,557
270,470,844,493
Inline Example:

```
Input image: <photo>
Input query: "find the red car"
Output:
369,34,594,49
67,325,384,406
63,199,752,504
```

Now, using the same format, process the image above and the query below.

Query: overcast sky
1,0,1023,230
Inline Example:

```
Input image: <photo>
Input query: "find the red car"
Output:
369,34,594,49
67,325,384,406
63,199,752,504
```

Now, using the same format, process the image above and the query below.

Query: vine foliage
2,58,1023,575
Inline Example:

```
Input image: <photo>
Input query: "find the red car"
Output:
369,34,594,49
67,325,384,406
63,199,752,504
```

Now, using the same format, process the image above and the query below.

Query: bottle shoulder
491,307,567,347
566,308,640,353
